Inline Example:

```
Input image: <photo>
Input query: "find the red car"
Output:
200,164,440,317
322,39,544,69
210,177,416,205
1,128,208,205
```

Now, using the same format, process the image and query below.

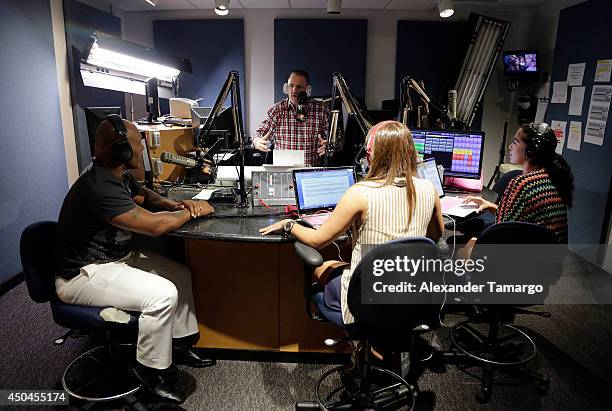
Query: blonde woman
260,121,444,325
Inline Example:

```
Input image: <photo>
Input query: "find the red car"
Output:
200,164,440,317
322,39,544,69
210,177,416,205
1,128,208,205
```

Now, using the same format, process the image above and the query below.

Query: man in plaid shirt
253,70,329,167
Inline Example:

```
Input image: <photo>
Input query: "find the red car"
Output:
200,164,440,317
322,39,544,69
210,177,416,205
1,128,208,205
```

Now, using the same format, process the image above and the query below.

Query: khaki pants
55,250,198,370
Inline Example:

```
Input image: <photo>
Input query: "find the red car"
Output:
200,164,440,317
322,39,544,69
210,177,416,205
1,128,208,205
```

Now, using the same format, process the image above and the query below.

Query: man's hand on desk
462,196,497,213
181,200,215,219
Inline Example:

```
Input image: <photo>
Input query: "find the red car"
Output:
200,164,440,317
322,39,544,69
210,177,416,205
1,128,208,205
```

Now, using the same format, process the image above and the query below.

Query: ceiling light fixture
327,0,342,15
215,0,230,16
438,0,455,18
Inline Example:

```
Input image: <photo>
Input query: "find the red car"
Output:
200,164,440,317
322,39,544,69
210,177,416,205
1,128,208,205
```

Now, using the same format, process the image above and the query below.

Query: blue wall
153,19,246,117
546,0,612,245
63,0,124,170
0,0,68,285
274,19,367,102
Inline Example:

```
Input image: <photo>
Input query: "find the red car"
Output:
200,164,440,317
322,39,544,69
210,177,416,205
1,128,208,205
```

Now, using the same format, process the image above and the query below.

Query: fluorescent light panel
87,43,180,82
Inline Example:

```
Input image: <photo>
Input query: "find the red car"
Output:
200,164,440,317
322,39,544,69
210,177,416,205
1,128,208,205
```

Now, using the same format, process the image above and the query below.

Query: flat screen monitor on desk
412,129,485,179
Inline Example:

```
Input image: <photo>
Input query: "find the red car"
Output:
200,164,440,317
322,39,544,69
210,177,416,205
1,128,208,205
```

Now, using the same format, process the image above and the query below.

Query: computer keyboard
163,117,192,127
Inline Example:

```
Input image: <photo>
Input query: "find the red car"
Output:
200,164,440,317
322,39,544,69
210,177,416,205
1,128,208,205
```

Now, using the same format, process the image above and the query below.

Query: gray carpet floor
1,279,611,410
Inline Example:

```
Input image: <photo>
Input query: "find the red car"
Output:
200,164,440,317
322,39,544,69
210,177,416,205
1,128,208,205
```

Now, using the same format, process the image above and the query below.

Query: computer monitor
194,106,236,152
293,167,356,214
412,129,485,179
84,106,122,157
503,50,538,76
144,77,160,124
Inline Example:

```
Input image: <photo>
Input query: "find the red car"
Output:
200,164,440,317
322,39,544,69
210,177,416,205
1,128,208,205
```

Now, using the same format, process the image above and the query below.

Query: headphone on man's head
524,122,556,160
106,114,133,163
283,83,312,97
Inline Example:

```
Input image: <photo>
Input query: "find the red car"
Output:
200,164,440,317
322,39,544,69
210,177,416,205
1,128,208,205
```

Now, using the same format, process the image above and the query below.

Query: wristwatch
283,220,295,235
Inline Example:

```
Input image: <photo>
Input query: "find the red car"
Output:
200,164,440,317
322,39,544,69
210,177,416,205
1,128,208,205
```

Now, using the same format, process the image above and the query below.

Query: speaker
107,114,133,163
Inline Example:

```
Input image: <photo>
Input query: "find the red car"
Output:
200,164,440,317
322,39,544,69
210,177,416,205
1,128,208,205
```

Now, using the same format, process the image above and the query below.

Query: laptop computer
292,167,356,228
416,158,479,218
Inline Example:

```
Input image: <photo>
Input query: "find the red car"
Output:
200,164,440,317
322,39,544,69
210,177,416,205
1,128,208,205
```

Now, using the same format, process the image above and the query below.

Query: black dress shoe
173,347,216,368
132,363,186,404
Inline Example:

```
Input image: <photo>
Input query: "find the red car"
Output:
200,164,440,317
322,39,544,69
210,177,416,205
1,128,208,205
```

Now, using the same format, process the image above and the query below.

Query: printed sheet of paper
567,121,582,151
568,86,586,116
550,120,567,155
551,81,568,103
567,63,586,86
584,85,612,145
595,59,612,82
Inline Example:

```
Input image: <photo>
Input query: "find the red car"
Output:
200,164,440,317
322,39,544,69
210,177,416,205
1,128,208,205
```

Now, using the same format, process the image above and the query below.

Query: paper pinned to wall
567,121,582,151
551,81,568,103
584,85,612,145
567,63,586,86
568,86,586,116
595,59,612,82
550,120,567,155
534,81,550,123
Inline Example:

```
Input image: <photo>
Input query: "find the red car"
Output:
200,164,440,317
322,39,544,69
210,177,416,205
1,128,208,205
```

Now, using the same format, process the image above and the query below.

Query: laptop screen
416,159,444,198
293,167,356,213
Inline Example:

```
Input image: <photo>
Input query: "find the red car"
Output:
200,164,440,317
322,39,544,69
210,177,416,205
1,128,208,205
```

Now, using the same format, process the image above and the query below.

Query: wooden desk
137,124,195,182
168,197,349,354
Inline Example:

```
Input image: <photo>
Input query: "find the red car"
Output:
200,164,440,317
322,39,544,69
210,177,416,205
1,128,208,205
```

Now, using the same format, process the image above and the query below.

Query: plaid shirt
253,99,329,166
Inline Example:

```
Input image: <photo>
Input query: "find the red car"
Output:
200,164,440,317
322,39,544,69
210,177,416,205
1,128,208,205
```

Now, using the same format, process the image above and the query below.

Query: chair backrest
492,169,522,200
347,237,442,332
20,221,58,303
472,222,563,303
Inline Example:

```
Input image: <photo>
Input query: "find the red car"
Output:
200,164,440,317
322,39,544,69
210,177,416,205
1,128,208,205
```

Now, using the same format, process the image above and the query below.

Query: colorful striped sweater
496,169,568,243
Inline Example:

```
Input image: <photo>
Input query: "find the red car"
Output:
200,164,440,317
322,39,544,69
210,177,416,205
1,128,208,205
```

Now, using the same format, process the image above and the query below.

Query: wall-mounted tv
503,50,538,75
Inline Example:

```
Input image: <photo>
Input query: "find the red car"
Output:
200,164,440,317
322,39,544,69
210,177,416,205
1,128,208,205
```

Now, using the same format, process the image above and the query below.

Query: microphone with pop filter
296,91,308,122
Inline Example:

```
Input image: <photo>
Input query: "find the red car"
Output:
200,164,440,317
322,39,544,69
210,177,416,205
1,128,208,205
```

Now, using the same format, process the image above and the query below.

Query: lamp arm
195,72,235,147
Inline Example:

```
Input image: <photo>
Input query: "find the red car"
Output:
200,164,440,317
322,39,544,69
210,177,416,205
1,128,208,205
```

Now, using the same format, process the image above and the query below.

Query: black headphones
524,122,555,159
106,114,133,163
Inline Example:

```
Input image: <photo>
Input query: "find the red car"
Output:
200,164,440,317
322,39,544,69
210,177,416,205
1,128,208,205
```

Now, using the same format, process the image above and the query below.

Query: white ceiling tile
188,0,244,9
238,0,289,8
289,0,327,9
386,0,436,10
342,0,391,9
109,0,197,11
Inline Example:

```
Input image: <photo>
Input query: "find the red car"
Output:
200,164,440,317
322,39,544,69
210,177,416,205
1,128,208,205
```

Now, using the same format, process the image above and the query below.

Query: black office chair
294,237,443,410
20,221,142,404
448,221,562,403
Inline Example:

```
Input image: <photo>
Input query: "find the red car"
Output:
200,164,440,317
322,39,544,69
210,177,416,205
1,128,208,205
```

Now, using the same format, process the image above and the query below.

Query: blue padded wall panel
546,0,612,245
63,0,124,170
274,19,367,103
153,19,246,117
0,0,68,284
396,21,470,110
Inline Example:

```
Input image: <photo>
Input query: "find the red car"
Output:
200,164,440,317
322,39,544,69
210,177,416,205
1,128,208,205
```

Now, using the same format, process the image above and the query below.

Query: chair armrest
294,242,324,267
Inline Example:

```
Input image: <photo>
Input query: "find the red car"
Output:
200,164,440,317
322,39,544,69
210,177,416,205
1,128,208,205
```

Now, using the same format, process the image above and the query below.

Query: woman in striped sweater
260,121,444,324
464,123,574,243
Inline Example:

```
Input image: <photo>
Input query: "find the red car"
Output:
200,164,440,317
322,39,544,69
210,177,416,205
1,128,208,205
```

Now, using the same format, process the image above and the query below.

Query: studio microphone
160,151,197,168
448,89,458,121
296,91,308,122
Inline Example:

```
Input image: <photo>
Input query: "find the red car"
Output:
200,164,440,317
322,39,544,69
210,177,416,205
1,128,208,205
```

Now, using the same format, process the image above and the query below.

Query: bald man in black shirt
55,117,213,403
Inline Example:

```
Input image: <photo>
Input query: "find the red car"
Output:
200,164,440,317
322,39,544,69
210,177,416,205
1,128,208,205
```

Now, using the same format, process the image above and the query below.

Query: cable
332,241,345,263
438,213,457,327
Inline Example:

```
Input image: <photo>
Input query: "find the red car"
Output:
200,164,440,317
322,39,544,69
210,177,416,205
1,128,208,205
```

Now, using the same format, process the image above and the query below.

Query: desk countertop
167,186,498,243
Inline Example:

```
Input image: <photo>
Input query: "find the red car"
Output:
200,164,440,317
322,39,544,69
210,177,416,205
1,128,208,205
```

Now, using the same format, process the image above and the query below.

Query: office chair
20,221,142,404
448,221,562,403
294,238,443,410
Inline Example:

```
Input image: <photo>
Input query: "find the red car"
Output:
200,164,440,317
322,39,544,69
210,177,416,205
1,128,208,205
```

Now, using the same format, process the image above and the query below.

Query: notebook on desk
416,159,478,218
293,167,356,228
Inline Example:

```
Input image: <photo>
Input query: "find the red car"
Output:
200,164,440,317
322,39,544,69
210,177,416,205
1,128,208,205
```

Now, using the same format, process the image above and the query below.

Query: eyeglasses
528,122,551,136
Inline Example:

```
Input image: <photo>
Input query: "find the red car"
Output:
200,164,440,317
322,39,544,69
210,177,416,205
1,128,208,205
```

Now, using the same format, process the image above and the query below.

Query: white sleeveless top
340,177,436,324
